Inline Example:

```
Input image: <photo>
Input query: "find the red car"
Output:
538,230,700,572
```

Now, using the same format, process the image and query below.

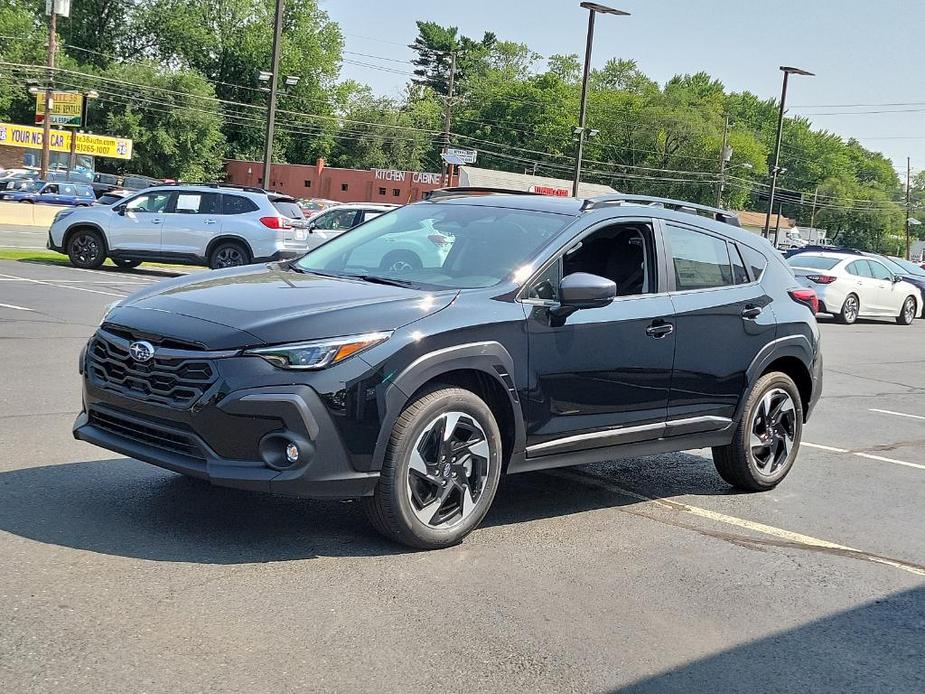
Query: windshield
885,256,925,277
787,254,841,270
296,202,573,289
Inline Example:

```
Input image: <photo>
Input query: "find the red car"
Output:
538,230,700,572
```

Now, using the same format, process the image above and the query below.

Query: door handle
204,219,217,225
151,218,163,224
646,321,674,338
742,305,762,319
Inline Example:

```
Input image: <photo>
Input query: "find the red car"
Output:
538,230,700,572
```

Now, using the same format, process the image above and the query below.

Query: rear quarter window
271,200,304,219
222,195,259,215
740,244,769,280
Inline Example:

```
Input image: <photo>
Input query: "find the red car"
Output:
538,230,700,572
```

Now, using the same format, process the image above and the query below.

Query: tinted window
175,192,220,214
271,200,304,219
886,256,925,277
666,225,733,290
563,223,655,296
222,194,259,215
847,260,873,278
97,193,122,205
731,244,749,284
76,185,93,196
868,260,893,281
788,254,840,271
61,184,76,196
297,203,570,290
44,184,59,194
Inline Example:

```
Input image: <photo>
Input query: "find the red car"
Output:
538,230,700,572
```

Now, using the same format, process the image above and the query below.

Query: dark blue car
0,180,96,206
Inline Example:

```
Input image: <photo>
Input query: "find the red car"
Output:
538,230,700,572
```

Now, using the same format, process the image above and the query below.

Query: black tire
208,240,250,269
66,228,106,269
837,293,859,324
380,250,422,274
896,295,916,325
361,386,503,549
712,372,804,492
113,258,142,269
18,199,34,204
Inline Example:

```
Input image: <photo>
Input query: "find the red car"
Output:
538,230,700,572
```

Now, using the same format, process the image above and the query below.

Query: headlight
100,300,121,325
55,208,77,222
244,331,391,370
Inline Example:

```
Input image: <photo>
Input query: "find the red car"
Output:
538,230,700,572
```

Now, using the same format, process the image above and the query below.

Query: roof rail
424,186,541,200
582,194,741,227
158,181,268,194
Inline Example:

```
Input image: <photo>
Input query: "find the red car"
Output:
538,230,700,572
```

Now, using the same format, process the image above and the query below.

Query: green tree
408,21,497,95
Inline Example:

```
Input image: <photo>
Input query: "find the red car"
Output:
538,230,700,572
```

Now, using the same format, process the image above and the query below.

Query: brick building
224,158,455,203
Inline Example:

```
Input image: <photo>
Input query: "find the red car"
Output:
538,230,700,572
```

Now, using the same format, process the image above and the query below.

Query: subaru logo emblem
129,340,155,363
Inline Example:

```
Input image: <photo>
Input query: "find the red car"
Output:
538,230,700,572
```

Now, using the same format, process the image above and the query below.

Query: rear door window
175,192,220,214
665,224,733,290
847,260,873,277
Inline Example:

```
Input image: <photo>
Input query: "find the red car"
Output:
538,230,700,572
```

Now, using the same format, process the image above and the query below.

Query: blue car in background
0,180,96,206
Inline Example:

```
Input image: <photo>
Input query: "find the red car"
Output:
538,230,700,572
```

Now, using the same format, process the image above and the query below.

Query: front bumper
73,350,379,499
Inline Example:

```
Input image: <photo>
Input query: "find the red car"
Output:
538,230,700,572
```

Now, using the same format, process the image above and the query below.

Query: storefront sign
0,122,133,160
35,91,84,127
374,169,443,185
529,184,570,197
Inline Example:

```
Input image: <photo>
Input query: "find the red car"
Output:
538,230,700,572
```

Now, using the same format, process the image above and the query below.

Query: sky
322,0,925,179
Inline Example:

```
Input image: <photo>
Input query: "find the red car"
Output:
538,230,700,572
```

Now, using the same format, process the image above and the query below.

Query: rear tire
837,293,859,324
896,296,916,325
66,229,106,269
208,241,250,269
712,372,803,492
113,258,142,269
361,386,502,549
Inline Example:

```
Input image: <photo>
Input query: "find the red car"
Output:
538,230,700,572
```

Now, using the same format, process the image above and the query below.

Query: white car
303,203,399,250
48,183,309,269
788,252,922,325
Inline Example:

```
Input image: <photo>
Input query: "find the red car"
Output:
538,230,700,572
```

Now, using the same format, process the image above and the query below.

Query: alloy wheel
215,247,244,267
844,296,859,322
72,234,101,265
388,259,414,273
903,297,916,323
750,388,796,477
406,411,491,529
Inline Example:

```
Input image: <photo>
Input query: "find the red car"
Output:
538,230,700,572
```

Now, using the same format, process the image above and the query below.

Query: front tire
66,229,106,268
896,296,916,325
712,372,804,491
837,293,859,324
362,386,502,549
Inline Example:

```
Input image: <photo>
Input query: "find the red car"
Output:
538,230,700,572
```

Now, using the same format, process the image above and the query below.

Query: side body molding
369,341,526,472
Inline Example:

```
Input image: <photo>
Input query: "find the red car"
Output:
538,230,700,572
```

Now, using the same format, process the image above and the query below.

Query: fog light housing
258,433,314,471
285,443,300,463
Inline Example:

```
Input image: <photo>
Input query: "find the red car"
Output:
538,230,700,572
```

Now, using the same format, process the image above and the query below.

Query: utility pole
440,51,457,186
809,186,819,230
906,157,912,260
39,8,58,179
716,113,730,208
262,0,284,190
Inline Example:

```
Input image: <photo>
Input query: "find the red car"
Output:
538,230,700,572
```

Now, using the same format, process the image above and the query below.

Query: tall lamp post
572,2,629,197
763,65,814,239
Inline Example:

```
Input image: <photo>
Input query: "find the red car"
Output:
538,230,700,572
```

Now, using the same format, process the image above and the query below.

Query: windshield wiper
344,274,421,288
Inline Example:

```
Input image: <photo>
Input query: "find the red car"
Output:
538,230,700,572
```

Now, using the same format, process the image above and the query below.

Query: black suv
74,189,823,549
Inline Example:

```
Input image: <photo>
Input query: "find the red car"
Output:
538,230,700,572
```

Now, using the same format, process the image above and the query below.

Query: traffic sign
445,147,477,164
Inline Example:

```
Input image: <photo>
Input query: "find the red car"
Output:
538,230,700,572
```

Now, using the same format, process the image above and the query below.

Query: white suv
303,203,399,250
47,184,309,269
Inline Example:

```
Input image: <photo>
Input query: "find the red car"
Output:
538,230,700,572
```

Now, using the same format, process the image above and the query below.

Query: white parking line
803,442,925,471
869,408,925,421
0,302,34,311
551,469,925,578
0,278,149,285
0,272,124,297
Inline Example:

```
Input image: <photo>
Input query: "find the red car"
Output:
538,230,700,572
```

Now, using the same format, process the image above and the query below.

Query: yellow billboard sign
35,91,84,127
0,122,133,160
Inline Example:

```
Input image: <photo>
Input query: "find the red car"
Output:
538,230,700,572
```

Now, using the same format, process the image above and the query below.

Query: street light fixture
572,2,630,197
763,65,814,240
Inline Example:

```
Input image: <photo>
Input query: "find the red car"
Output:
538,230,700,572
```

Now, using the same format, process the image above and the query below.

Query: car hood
106,264,458,350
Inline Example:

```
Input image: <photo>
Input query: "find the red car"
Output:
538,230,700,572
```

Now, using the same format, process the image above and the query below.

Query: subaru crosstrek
73,190,823,549
48,183,307,270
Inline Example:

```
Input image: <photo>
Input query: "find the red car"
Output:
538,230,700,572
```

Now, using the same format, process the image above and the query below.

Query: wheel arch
64,222,109,254
204,235,254,262
743,336,816,423
372,342,526,474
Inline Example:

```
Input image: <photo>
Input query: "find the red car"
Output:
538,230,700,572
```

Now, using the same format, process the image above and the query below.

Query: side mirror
549,272,616,321
114,204,126,216
892,275,903,284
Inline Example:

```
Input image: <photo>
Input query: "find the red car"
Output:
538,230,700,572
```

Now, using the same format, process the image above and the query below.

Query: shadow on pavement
15,257,186,278
0,451,727,563
611,586,925,693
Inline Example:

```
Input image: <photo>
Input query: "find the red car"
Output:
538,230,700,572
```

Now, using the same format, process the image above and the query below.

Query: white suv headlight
244,331,391,370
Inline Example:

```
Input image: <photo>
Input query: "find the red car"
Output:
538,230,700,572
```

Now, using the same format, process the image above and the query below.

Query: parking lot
0,257,922,693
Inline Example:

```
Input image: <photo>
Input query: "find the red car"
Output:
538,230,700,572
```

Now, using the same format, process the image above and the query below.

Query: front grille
87,332,218,408
89,409,206,461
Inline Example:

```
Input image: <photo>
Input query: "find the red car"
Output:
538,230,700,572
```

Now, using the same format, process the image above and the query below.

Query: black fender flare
204,235,254,262
64,222,109,253
370,341,526,472
736,334,815,422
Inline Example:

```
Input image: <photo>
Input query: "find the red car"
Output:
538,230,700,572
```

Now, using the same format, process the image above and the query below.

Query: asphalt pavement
0,258,922,693
0,222,49,249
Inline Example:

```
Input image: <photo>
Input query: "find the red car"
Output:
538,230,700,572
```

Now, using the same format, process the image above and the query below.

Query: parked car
787,252,921,324
94,189,132,206
72,190,822,549
0,180,96,206
298,198,340,216
47,183,307,269
0,169,40,191
301,202,400,250
876,255,925,316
